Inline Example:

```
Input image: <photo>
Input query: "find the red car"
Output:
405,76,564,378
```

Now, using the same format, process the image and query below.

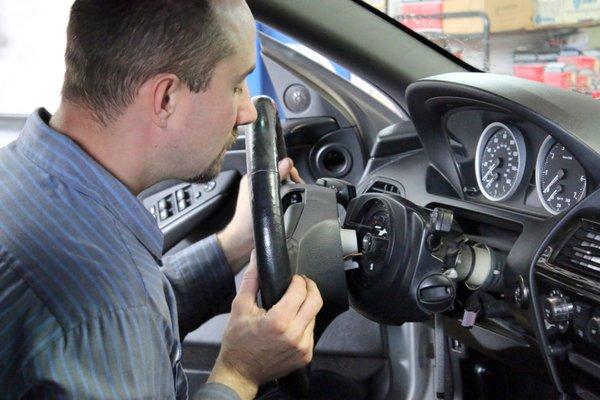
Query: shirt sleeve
192,383,242,400
162,234,237,338
18,306,181,400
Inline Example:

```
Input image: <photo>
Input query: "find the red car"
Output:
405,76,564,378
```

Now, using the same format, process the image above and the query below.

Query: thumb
277,157,293,181
236,251,260,305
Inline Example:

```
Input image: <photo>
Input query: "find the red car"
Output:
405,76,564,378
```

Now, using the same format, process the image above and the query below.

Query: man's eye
234,87,243,95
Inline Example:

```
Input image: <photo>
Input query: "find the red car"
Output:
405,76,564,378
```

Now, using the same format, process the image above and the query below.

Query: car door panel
139,171,240,252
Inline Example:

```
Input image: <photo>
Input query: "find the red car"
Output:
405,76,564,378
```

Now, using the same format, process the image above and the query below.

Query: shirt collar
17,108,164,258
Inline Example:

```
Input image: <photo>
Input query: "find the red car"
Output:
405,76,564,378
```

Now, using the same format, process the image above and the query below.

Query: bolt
362,234,373,252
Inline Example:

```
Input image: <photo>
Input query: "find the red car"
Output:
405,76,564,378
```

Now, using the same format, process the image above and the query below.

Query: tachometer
535,137,587,215
475,122,527,201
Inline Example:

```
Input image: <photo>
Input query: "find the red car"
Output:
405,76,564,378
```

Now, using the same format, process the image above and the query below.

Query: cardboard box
534,0,600,26
557,55,600,72
443,0,534,34
543,71,573,88
363,0,388,12
513,63,546,81
400,1,444,31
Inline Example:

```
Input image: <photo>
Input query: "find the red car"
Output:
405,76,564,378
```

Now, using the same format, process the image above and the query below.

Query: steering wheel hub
344,194,456,324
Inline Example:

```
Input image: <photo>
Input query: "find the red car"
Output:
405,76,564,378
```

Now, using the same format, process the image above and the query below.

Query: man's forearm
161,234,237,337
217,226,253,276
206,358,258,400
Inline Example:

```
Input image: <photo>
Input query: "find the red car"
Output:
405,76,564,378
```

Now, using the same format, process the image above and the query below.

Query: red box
557,56,599,72
543,71,572,89
576,75,592,91
576,69,594,91
400,1,443,31
513,64,545,82
591,90,600,99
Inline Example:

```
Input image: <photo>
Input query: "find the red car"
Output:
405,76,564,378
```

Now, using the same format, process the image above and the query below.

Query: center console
535,218,600,398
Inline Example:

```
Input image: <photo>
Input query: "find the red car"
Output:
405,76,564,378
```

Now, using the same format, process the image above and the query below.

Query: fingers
288,277,323,338
277,158,304,184
234,251,260,310
266,274,308,328
299,317,316,364
278,158,292,181
289,167,304,184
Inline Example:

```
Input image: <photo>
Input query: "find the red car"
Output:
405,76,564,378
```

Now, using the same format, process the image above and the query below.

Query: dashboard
355,72,600,399
445,110,590,217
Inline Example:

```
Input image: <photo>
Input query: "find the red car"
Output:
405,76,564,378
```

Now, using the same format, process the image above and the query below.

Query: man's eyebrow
236,65,256,83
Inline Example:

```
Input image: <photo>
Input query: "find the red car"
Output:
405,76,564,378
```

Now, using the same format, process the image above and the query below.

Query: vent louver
555,220,600,276
367,180,402,195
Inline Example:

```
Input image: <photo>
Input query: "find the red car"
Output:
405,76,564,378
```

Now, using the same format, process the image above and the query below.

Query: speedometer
535,137,587,215
475,122,527,202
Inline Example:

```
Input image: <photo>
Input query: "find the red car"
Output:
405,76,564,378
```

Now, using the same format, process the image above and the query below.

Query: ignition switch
417,274,456,313
452,243,505,292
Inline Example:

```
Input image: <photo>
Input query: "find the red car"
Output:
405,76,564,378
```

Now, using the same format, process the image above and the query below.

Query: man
0,0,323,399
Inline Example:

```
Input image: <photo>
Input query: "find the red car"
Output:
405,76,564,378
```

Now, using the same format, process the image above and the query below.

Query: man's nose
236,85,258,126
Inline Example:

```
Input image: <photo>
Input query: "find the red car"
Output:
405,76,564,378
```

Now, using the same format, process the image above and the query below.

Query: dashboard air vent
366,180,404,196
555,219,600,276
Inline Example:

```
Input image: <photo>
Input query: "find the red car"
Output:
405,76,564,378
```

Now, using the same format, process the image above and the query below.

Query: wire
343,252,363,260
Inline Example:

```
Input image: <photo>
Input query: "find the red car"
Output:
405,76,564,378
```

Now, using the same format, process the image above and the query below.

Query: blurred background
363,0,600,97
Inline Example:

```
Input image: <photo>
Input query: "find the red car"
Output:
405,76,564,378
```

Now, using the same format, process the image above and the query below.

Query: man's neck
49,102,150,195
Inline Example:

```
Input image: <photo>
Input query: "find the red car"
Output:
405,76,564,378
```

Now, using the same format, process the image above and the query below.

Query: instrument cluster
474,122,588,215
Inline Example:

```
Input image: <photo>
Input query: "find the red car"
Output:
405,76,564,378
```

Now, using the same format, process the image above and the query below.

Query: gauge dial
475,122,527,201
535,137,587,215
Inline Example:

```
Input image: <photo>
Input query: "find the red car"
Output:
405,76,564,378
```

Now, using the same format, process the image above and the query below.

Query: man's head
59,0,257,188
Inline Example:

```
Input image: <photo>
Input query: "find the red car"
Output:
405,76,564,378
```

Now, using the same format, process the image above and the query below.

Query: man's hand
217,157,303,274
207,252,323,400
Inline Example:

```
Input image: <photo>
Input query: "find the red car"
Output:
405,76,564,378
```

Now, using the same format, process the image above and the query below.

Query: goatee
186,128,238,184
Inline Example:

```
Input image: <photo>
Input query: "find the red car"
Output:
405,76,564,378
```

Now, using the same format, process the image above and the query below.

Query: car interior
3,0,600,399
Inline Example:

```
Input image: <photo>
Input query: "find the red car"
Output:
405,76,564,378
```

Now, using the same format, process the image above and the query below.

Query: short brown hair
62,0,234,125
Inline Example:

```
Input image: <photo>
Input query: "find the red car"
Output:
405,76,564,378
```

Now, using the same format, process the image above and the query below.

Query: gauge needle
485,173,498,189
483,159,501,180
548,185,562,201
543,169,565,194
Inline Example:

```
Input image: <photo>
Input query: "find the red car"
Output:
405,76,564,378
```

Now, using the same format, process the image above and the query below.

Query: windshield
363,0,600,99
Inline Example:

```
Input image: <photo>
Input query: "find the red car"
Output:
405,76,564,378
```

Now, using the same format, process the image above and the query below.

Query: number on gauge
536,137,587,215
476,122,526,201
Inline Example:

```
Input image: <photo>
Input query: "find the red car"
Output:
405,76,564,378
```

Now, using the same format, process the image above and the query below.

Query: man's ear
150,74,182,128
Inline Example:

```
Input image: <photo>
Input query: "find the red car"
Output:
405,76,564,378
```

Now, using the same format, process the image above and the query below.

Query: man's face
165,3,257,183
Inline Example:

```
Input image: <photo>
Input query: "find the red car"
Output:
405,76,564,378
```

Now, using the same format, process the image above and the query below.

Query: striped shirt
0,108,240,399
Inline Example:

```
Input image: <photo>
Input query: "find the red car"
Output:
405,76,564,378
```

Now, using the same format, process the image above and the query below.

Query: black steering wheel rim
245,96,311,398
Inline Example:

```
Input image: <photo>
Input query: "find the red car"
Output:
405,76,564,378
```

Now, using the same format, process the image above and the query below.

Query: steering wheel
245,96,352,399
245,96,312,397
